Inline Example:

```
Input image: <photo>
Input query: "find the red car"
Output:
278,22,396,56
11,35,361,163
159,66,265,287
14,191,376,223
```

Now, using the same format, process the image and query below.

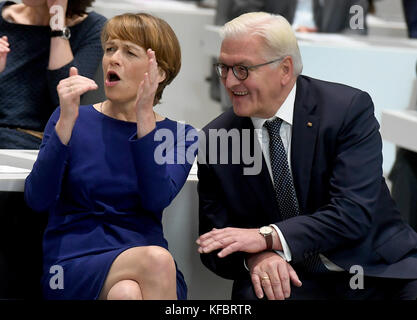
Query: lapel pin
307,122,313,127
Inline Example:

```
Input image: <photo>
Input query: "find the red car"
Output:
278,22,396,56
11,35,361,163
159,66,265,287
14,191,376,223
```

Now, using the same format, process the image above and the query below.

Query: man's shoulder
299,75,372,109
300,75,364,96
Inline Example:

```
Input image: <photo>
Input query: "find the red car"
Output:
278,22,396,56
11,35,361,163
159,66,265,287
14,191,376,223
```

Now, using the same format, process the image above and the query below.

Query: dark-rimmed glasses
214,57,283,81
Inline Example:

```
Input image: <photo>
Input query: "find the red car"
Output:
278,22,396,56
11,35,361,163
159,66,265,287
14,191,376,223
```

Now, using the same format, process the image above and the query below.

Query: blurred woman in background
0,0,106,148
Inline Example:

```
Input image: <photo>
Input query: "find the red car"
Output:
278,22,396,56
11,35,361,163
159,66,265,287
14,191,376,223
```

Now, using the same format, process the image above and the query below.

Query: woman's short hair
221,12,303,76
101,13,181,105
66,0,95,18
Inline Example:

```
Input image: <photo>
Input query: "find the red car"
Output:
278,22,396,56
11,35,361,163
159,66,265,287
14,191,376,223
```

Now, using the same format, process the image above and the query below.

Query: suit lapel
291,76,320,214
237,117,281,223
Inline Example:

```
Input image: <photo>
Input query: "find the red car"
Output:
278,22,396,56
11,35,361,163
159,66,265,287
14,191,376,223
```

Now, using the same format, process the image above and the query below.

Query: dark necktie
264,117,326,273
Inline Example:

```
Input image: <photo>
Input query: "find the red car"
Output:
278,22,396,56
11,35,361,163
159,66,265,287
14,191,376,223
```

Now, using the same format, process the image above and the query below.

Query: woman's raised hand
55,67,97,144
57,67,97,121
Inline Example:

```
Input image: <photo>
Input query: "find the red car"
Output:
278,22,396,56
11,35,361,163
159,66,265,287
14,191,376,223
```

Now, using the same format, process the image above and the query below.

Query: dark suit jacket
389,148,417,231
198,75,417,294
218,0,368,34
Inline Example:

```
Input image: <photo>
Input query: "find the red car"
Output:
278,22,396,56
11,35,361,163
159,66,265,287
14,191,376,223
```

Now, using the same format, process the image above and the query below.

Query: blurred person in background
0,0,106,149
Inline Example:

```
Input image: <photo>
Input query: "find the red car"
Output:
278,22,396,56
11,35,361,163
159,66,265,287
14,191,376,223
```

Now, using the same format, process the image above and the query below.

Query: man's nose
224,68,240,88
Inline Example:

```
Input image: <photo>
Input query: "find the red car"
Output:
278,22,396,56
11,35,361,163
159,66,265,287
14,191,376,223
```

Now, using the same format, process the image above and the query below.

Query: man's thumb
69,66,78,77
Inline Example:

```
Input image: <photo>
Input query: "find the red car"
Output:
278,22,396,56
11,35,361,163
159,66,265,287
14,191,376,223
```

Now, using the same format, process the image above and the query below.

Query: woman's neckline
90,104,168,125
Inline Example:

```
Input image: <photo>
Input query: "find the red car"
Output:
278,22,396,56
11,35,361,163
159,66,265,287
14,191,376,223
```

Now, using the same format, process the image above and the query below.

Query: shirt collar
251,82,297,130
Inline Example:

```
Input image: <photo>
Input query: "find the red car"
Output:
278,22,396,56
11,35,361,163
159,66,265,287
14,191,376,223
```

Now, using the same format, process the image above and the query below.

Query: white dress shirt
250,83,344,272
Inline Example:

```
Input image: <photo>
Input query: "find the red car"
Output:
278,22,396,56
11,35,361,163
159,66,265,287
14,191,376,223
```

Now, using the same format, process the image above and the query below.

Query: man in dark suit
197,12,417,300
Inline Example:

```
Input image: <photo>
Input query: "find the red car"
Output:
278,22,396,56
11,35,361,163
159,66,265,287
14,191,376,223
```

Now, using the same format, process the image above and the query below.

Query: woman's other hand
135,49,165,138
0,35,10,73
135,49,160,116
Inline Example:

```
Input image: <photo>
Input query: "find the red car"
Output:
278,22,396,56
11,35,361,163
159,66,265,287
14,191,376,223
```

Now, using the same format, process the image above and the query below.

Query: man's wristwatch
51,26,71,40
259,225,274,250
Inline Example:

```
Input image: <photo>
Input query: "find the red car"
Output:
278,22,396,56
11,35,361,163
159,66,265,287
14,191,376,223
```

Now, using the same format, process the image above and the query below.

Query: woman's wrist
55,116,76,145
136,108,155,122
136,109,156,138
57,107,78,127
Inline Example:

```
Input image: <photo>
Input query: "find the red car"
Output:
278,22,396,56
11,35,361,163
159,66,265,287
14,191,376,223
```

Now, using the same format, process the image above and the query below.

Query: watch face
63,27,71,39
260,226,273,235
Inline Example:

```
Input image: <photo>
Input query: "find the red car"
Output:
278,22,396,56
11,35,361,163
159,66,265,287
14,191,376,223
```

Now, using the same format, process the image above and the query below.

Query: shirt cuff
243,258,250,272
270,224,292,262
242,223,292,271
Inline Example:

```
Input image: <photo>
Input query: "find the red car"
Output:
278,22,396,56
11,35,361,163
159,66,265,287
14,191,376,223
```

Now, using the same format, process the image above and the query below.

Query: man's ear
280,57,294,85
158,67,166,83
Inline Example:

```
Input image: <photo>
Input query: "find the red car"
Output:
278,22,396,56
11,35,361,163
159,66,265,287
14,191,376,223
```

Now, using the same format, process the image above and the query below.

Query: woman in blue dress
24,12,198,300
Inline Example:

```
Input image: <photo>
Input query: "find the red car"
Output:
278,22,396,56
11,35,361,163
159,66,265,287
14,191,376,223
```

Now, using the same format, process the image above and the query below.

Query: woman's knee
106,279,142,300
140,246,176,276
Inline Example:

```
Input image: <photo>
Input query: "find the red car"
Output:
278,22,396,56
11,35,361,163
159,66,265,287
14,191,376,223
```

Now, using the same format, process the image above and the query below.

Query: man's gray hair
220,12,303,76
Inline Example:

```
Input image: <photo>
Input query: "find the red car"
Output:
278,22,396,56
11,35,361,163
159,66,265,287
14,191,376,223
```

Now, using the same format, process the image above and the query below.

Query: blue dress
24,105,198,300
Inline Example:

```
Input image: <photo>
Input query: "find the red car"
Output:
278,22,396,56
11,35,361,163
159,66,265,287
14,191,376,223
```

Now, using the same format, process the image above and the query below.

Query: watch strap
264,233,273,250
50,30,63,37
50,27,70,39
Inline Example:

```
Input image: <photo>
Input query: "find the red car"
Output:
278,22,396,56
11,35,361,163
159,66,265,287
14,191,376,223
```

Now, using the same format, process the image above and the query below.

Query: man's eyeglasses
214,57,284,81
